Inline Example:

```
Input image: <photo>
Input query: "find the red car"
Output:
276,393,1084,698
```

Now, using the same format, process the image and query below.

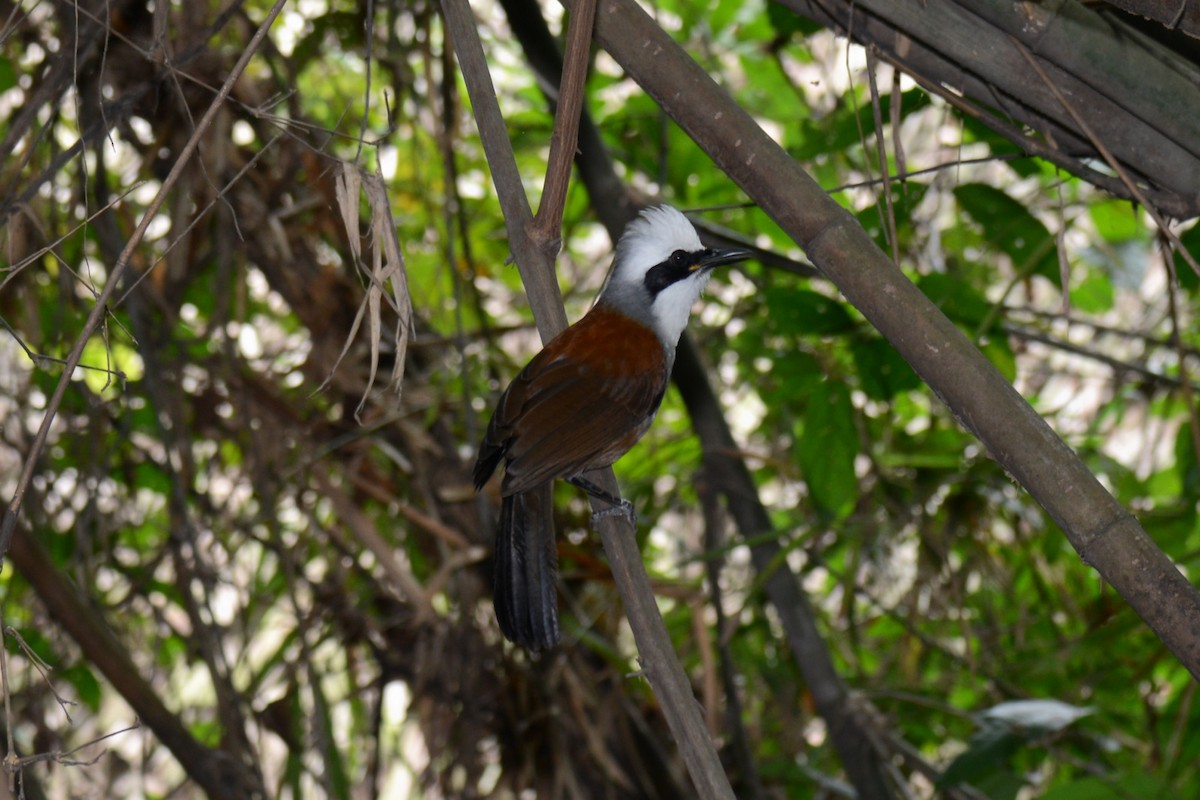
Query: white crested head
610,206,705,284
598,205,746,348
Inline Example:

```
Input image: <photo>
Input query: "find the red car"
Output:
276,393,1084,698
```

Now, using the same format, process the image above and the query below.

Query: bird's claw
591,499,636,529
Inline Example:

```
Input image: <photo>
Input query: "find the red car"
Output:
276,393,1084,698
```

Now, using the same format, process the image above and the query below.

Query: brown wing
478,307,669,497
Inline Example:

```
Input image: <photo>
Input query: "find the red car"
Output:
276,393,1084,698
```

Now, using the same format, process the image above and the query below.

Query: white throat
644,268,713,343
597,206,712,345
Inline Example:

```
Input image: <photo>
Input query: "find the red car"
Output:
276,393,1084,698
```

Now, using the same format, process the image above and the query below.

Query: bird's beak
694,247,753,271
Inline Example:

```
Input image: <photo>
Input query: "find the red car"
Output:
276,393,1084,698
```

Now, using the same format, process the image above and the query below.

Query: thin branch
0,0,291,559
674,340,898,800
865,48,898,266
1005,304,1200,362
0,616,11,795
113,131,286,309
5,721,141,772
355,0,376,164
0,319,127,384
438,0,565,339
4,628,75,723
1001,322,1196,392
0,182,141,295
699,480,766,800
0,0,255,228
530,0,597,248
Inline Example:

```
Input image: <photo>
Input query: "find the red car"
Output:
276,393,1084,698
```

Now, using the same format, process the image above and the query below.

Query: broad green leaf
1071,269,1114,313
767,2,823,39
60,664,102,712
797,379,858,519
0,57,15,92
981,337,1017,383
955,184,1058,285
765,287,856,336
1176,423,1198,495
1175,223,1200,293
312,679,351,798
759,350,825,416
1089,200,1142,243
1040,774,1172,800
850,337,921,400
917,273,992,328
936,725,1022,789
134,462,172,495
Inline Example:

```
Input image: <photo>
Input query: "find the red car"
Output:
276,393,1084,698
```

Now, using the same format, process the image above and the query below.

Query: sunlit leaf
917,272,992,328
1089,200,1142,243
797,379,858,519
850,336,921,400
1071,269,1115,313
767,2,823,39
766,287,856,336
955,183,1058,285
1040,774,1172,800
60,664,102,712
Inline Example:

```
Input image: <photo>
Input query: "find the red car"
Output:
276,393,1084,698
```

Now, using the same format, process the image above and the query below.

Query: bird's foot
568,477,637,529
591,499,636,529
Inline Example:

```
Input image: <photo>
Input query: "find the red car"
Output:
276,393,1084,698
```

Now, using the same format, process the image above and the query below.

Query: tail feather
494,486,560,649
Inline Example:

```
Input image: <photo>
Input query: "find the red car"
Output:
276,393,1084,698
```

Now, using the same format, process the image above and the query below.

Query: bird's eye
645,249,699,296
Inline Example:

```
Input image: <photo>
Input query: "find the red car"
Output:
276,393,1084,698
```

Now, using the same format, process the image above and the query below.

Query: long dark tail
494,485,560,649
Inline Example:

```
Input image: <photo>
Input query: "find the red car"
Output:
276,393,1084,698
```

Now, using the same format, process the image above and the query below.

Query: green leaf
981,337,1017,383
797,379,858,519
850,337,921,400
707,0,749,36
10,629,55,662
134,462,172,495
0,57,15,93
959,117,1038,177
765,287,856,336
974,770,1027,800
60,664,103,712
917,273,992,328
937,724,1022,788
767,2,822,39
1089,200,1142,243
1174,223,1200,294
760,350,826,416
793,89,931,161
189,719,221,747
78,339,144,395
955,184,1058,285
157,631,190,668
312,681,351,798
1040,774,1172,800
1071,269,1114,313
1176,423,1199,495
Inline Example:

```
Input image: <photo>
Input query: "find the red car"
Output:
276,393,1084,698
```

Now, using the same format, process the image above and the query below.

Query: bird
473,205,751,649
